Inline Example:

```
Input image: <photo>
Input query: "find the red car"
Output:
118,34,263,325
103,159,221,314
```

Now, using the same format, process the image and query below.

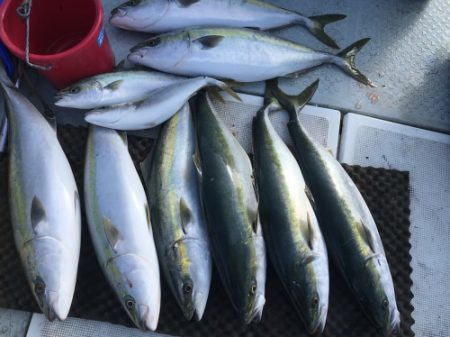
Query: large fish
110,0,345,48
128,27,373,85
141,103,212,321
252,97,329,334
194,91,266,323
54,70,186,109
84,126,160,330
269,80,400,336
84,76,240,130
0,68,81,321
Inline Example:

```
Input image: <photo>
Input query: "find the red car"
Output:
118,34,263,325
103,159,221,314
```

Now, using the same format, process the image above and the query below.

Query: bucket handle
16,0,52,71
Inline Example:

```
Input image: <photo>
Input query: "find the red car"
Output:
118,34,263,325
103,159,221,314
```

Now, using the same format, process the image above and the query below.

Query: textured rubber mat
0,126,414,337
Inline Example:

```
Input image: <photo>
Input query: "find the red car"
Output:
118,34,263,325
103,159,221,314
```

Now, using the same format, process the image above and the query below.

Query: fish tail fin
206,77,242,102
334,38,375,87
304,14,346,49
266,79,319,121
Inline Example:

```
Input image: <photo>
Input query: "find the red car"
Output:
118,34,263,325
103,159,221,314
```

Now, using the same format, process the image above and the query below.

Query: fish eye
183,282,193,294
382,299,389,310
124,295,136,310
312,295,319,307
147,37,161,47
34,280,45,295
126,0,137,6
69,86,80,94
250,281,257,294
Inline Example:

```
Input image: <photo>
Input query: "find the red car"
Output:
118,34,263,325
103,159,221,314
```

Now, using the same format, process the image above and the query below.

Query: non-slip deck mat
0,126,414,337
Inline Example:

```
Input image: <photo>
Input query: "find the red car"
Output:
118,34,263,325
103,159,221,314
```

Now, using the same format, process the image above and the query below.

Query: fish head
128,31,190,70
287,262,329,335
167,239,212,321
231,274,265,324
28,239,77,321
55,80,103,109
355,258,400,336
110,0,169,31
110,254,160,331
84,105,134,129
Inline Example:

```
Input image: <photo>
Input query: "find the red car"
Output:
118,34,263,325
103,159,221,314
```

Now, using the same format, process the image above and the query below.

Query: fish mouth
193,291,208,321
242,294,265,324
137,304,158,331
43,290,69,321
388,308,401,336
54,94,68,107
309,305,328,334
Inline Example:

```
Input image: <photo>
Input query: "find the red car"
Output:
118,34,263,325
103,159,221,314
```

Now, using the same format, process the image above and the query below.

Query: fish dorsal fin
103,217,122,251
304,185,316,209
118,131,128,146
304,212,315,250
175,0,200,7
357,218,375,253
104,80,124,91
193,35,224,50
192,151,202,178
144,203,151,230
179,198,192,234
31,196,47,234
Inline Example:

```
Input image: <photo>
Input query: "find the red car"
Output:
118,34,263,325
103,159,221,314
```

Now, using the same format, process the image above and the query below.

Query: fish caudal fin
305,14,346,49
206,78,242,102
334,38,375,87
266,79,319,120
0,65,13,89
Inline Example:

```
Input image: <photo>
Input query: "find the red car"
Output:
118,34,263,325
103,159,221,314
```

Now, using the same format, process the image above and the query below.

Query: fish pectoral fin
192,35,224,50
192,152,202,178
175,0,200,7
179,197,192,234
104,80,124,91
357,218,376,253
304,185,316,210
301,253,319,265
206,87,225,103
144,203,151,230
300,212,316,251
31,196,47,234
103,217,122,251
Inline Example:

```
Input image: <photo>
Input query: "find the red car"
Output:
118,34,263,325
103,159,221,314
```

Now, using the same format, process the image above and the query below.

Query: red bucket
0,0,115,88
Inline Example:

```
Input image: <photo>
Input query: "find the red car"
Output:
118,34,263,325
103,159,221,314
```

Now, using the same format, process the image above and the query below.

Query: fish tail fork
266,79,319,120
333,38,375,87
304,14,346,49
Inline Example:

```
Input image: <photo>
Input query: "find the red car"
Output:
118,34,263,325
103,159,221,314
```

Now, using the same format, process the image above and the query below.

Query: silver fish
252,98,329,334
84,126,161,330
194,91,266,323
110,0,345,48
141,103,212,321
84,76,240,130
54,70,186,109
269,80,400,336
0,68,81,321
128,27,373,85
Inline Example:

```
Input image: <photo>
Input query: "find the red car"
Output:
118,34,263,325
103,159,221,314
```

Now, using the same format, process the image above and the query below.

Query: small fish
195,90,266,323
268,79,400,336
128,27,373,85
0,67,81,321
141,103,212,321
84,126,161,330
84,76,240,130
252,95,329,334
54,70,186,109
110,0,345,48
